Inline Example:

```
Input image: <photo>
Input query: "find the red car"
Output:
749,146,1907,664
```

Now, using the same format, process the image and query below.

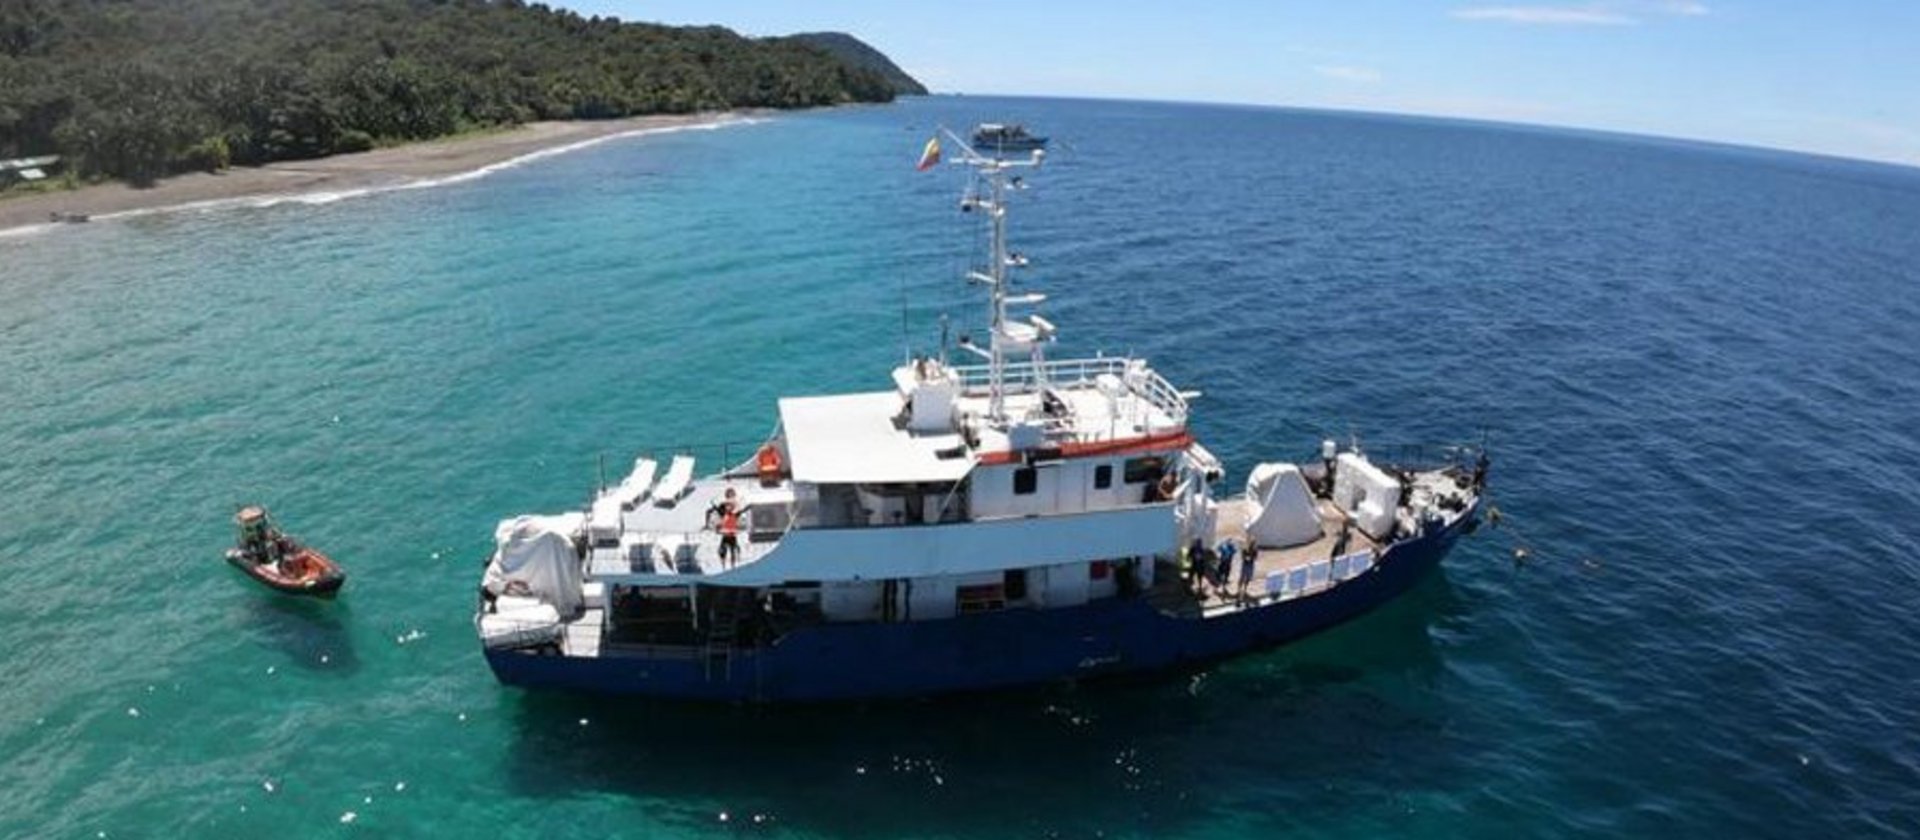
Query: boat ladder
703,589,752,682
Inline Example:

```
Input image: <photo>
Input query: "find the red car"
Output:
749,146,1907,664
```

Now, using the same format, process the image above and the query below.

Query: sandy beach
0,112,744,234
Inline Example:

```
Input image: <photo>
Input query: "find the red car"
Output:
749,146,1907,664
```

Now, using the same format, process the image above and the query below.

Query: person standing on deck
1238,540,1259,600
1186,536,1208,596
1214,540,1237,594
1331,518,1353,560
707,487,744,569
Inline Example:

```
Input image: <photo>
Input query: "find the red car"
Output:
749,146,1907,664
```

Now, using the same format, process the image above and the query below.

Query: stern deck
1150,496,1383,617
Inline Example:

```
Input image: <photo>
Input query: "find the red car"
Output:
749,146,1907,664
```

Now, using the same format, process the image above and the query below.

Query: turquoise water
3,97,1919,837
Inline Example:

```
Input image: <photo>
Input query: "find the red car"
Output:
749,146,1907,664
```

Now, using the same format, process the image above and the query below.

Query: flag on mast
915,136,942,171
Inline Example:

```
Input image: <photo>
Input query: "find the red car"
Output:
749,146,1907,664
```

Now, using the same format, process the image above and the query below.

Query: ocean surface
3,96,1918,838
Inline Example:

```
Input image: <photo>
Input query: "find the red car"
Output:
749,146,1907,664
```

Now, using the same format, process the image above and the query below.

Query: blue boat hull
485,509,1476,702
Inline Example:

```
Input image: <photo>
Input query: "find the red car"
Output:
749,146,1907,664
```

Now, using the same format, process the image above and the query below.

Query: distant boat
225,505,345,597
970,123,1048,155
47,212,89,224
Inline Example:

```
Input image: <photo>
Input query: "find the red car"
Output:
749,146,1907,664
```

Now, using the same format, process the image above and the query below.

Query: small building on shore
1,156,63,188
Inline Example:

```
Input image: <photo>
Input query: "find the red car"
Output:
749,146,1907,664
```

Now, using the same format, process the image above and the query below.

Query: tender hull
225,549,345,598
486,508,1474,702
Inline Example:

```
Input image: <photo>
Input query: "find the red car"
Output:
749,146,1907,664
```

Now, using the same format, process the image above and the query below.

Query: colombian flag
915,136,941,171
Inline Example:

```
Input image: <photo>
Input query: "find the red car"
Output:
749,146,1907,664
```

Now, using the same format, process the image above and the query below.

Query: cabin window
1090,560,1111,580
1123,456,1165,484
1013,466,1038,495
1093,464,1113,490
956,583,1007,614
1004,569,1029,601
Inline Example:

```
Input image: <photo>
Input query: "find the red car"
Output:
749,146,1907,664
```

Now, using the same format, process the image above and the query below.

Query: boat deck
1151,495,1382,616
587,476,781,579
948,358,1190,452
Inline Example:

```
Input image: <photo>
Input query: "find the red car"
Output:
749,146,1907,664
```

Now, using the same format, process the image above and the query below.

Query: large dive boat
474,138,1487,701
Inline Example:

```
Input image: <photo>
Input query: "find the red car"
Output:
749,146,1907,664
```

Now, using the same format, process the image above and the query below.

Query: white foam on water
0,223,60,240
1,116,766,236
398,116,763,192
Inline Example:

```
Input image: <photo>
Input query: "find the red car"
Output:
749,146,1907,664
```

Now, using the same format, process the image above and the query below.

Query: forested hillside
0,0,918,184
787,32,928,96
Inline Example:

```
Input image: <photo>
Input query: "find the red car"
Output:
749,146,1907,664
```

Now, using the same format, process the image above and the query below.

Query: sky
558,1,1920,167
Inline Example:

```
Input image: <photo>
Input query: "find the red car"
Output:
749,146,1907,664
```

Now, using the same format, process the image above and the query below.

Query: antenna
939,126,1046,425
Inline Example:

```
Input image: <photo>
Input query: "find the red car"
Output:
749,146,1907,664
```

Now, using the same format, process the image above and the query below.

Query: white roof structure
779,392,975,484
1,155,59,172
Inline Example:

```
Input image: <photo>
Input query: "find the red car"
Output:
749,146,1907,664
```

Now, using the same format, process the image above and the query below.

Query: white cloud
1451,6,1638,25
1312,64,1383,83
1285,44,1381,63
1450,2,1709,26
1658,1,1711,16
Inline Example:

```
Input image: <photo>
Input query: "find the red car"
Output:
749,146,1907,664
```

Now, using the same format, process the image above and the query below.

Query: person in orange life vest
707,487,745,568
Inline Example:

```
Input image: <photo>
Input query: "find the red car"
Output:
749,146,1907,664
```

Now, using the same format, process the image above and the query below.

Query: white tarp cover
1244,462,1322,548
779,392,975,484
1332,452,1402,541
485,515,585,617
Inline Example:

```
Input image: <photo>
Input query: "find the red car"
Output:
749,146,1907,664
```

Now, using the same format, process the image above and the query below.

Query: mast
949,130,1045,425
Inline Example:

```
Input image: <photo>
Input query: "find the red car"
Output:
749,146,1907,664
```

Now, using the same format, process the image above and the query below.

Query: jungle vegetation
0,0,921,184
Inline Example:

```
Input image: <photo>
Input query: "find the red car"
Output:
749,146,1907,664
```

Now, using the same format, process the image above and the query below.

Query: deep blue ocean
3,96,1918,838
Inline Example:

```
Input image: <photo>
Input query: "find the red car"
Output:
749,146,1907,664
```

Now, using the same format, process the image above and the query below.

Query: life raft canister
756,443,784,485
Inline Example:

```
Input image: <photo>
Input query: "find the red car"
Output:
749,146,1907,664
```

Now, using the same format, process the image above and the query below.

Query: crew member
708,487,745,569
1214,539,1237,593
1238,540,1259,599
1187,537,1212,595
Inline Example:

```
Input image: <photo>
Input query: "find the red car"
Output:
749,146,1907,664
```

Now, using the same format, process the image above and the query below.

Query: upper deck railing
1305,442,1487,475
949,356,1190,427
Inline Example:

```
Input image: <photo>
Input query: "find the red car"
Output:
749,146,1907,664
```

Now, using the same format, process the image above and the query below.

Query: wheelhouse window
1093,464,1113,490
1013,466,1038,495
1123,456,1165,484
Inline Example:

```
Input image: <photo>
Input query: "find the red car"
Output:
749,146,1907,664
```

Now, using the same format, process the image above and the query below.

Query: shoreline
0,112,754,236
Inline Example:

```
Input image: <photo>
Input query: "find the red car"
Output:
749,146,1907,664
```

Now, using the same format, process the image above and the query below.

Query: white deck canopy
779,392,975,484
